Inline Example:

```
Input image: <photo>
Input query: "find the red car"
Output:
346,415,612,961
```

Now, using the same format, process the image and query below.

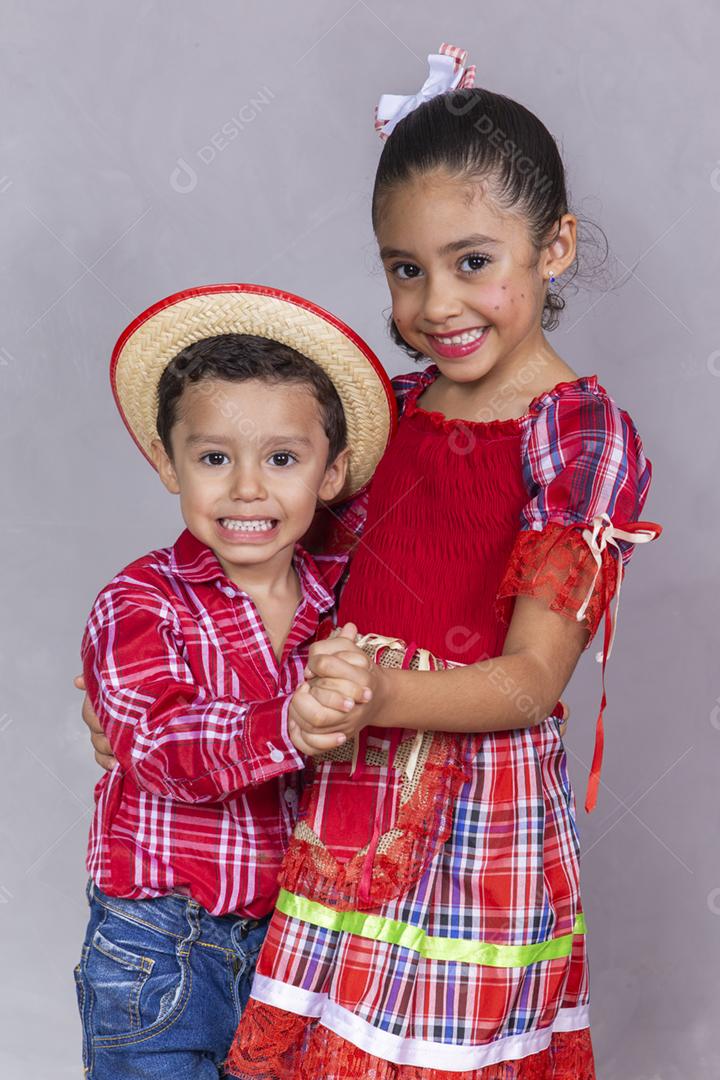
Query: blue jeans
74,880,270,1079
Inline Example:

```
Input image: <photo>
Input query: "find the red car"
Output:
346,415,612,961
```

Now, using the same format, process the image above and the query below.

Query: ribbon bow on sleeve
374,42,476,142
577,514,662,813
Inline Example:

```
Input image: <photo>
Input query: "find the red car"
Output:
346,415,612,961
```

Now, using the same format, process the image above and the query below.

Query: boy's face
151,377,348,585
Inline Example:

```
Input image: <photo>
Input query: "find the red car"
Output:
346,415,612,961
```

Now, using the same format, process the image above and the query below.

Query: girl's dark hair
156,333,347,461
372,88,607,353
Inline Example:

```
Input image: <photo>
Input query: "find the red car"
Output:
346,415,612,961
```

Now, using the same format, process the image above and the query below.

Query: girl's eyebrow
439,233,500,254
380,233,500,260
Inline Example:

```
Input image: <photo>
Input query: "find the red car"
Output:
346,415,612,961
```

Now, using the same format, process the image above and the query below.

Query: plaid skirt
225,719,594,1077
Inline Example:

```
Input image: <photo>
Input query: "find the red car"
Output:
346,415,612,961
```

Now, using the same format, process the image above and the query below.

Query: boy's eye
390,262,422,280
200,452,230,466
268,452,297,467
459,252,491,273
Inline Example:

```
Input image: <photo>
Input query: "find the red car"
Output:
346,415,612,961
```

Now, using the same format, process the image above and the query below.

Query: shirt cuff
244,694,305,784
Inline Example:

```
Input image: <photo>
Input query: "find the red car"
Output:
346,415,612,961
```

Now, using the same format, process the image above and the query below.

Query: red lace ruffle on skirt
224,1001,596,1079
496,522,618,642
281,729,482,911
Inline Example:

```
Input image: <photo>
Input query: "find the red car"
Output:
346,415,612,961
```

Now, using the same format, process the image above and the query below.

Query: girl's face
376,169,575,385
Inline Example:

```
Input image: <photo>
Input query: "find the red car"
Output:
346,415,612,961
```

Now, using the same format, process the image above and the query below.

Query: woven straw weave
113,291,391,499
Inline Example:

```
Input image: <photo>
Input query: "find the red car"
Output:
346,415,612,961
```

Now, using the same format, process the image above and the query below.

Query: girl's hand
304,623,370,678
74,674,117,771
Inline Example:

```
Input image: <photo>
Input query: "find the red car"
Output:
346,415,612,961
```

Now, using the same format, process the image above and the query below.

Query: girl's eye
268,452,297,467
390,262,422,280
200,452,230,466
459,252,491,274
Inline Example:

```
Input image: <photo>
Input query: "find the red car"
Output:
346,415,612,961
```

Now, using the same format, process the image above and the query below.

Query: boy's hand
288,683,353,756
304,623,379,734
305,623,373,710
74,674,117,771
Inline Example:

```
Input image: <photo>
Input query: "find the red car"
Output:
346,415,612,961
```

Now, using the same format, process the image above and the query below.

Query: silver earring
548,271,556,284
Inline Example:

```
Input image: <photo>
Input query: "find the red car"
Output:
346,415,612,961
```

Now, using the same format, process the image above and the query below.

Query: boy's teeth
221,518,274,532
436,327,488,345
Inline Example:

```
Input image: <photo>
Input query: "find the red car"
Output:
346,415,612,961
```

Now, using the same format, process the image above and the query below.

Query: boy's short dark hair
156,333,348,462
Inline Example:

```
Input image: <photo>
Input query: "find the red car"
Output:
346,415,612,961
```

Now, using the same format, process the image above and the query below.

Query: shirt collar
169,528,348,613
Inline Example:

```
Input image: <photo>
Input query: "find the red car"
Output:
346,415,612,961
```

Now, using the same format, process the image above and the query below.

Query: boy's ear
318,446,350,504
150,438,181,495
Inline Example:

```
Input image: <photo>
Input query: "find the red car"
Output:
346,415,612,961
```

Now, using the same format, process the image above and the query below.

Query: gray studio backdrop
1,2,717,1077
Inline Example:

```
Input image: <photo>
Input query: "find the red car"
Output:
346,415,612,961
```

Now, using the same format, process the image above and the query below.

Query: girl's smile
377,169,577,402
425,324,491,358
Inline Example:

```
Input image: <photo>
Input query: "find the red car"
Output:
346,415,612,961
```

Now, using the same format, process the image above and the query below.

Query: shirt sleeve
497,386,655,641
81,586,304,803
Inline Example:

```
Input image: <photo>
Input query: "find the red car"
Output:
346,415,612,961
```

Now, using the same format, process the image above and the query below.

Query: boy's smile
151,378,348,590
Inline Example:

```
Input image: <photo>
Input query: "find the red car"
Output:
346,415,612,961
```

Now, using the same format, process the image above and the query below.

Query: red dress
225,367,659,1079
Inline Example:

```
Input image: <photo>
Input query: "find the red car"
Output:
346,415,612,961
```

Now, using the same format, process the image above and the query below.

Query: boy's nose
228,465,267,501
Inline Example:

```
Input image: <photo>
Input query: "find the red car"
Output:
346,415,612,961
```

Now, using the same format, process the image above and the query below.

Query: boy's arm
82,587,305,803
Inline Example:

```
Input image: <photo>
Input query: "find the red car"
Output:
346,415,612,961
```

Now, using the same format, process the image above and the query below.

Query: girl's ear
151,438,181,495
318,447,350,504
544,213,577,278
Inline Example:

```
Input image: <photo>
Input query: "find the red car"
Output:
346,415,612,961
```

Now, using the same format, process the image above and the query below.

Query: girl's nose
420,275,463,325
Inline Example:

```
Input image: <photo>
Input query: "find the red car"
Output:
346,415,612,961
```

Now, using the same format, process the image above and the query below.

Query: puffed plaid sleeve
497,380,657,642
81,586,303,803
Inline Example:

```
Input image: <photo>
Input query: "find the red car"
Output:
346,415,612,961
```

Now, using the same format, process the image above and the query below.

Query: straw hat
110,284,396,501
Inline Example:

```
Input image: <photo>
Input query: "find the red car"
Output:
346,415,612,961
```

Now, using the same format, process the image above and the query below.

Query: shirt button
284,788,296,805
222,586,235,598
267,742,284,764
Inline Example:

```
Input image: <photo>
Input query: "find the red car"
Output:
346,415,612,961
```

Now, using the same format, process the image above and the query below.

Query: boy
75,284,394,1079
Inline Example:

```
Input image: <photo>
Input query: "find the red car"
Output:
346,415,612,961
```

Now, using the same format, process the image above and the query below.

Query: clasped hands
288,623,383,756
74,622,380,771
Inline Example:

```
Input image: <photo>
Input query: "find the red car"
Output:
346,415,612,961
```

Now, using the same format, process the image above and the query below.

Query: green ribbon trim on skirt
276,888,586,969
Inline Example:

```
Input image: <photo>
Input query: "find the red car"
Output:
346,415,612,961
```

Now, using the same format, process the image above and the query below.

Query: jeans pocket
86,927,155,1036
84,909,190,1045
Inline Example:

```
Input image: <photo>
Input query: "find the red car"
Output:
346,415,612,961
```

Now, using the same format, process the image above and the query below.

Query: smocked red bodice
338,386,528,664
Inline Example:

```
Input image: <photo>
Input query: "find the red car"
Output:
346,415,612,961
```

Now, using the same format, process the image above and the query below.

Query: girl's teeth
436,328,488,345
221,519,274,532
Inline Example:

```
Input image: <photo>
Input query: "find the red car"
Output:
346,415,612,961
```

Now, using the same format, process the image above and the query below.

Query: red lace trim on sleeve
496,521,618,643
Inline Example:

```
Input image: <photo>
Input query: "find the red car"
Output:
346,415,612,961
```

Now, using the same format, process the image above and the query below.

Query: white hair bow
374,42,476,142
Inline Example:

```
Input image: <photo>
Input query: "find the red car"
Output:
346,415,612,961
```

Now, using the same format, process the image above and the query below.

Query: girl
225,43,662,1079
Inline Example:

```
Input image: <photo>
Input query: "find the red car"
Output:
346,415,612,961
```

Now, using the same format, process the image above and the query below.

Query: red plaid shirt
81,528,348,917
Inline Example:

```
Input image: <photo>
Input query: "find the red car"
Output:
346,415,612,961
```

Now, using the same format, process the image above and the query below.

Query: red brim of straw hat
110,284,397,502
